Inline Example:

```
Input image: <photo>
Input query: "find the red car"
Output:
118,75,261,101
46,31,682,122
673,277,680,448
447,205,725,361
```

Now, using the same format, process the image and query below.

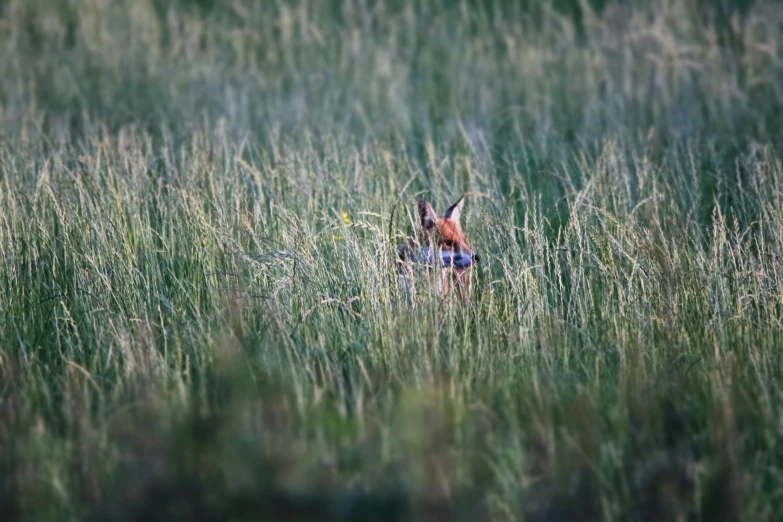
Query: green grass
1,0,783,520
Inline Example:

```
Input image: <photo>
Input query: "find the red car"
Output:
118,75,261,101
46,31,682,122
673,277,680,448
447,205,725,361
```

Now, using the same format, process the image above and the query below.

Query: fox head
417,196,480,265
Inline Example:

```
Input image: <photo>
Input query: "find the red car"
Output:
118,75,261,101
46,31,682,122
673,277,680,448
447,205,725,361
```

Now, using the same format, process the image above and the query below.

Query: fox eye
443,239,455,247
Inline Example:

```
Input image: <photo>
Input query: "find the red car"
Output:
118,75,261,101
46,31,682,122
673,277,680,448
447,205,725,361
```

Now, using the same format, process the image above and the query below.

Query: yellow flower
333,211,351,240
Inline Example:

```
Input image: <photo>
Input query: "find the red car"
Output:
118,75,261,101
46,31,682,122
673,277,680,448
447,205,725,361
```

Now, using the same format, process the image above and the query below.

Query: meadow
1,0,782,520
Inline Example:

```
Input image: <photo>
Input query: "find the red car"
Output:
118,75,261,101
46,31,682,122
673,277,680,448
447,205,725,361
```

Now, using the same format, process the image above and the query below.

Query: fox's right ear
417,199,437,230
443,196,465,222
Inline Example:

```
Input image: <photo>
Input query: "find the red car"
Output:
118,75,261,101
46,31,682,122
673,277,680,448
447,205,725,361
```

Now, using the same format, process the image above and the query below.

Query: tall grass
1,0,783,520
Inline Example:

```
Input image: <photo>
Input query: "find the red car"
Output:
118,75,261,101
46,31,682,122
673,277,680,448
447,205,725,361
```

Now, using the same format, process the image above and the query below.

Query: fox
396,196,481,303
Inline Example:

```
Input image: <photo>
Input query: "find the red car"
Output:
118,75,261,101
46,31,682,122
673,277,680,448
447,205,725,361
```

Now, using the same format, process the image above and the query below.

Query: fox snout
457,247,480,265
455,244,479,265
463,250,480,266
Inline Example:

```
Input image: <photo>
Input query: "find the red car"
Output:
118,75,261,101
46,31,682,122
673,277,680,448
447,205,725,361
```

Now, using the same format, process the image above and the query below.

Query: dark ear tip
474,253,481,263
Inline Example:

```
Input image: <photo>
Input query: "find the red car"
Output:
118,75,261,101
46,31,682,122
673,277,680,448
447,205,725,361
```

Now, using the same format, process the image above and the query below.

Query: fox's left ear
417,199,437,230
443,196,465,222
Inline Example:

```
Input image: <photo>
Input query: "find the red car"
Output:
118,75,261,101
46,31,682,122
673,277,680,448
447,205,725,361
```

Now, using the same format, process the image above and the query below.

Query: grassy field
1,0,783,520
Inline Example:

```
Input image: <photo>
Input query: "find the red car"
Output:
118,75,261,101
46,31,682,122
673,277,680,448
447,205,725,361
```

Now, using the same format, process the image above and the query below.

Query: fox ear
443,196,465,222
417,199,437,230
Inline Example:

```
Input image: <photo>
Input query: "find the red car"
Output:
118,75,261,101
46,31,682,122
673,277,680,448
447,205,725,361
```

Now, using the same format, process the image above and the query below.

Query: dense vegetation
1,0,782,520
